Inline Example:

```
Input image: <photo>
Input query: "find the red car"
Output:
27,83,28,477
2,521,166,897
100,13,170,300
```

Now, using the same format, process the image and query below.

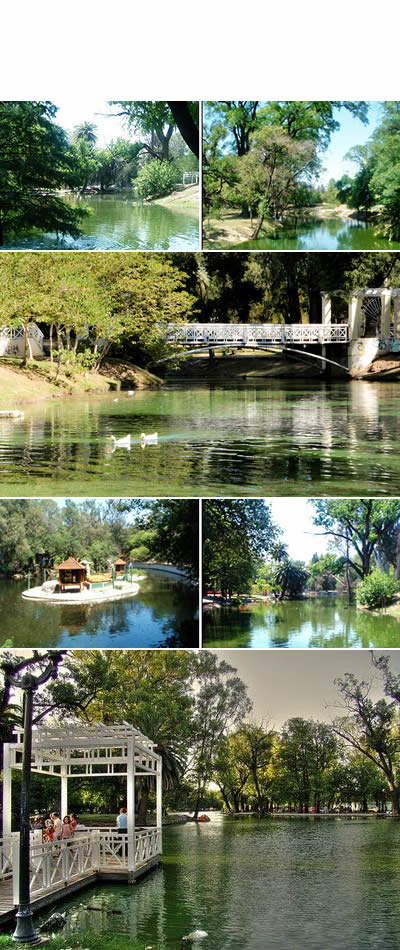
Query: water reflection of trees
204,596,400,649
2,576,198,649
2,382,400,496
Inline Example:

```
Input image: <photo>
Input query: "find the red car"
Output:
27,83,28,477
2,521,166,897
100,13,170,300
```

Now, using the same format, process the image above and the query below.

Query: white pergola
2,722,162,875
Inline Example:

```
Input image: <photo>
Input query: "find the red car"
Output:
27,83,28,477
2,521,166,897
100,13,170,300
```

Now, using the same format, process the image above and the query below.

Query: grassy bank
0,358,162,409
152,184,199,211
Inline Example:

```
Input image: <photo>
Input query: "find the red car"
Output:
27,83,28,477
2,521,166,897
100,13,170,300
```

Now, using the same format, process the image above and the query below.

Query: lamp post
5,651,66,944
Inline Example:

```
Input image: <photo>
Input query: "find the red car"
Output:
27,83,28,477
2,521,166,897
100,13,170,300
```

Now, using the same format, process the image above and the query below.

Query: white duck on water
140,432,158,445
109,434,131,450
182,932,208,943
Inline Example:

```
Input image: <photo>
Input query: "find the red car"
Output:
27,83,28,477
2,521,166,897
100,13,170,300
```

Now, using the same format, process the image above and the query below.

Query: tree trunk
49,323,54,363
251,213,265,241
55,327,63,381
391,786,400,815
167,102,199,158
21,323,30,368
137,781,151,826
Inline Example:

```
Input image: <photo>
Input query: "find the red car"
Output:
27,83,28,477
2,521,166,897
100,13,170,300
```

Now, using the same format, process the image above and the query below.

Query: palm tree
73,121,98,146
134,708,187,825
275,559,308,600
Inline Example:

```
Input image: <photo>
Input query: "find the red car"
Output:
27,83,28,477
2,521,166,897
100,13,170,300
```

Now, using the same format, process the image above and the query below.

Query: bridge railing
165,323,349,345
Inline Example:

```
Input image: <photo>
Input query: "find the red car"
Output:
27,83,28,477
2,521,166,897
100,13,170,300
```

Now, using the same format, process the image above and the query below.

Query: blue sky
319,101,382,185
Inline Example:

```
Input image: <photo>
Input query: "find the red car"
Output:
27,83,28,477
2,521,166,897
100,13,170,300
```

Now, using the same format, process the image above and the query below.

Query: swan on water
140,432,158,444
109,434,131,449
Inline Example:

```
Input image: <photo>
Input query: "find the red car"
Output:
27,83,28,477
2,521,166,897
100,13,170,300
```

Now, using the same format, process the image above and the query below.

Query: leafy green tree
356,569,398,609
205,101,260,156
308,553,345,592
277,718,339,812
203,500,278,597
311,499,400,580
0,101,87,245
109,101,176,162
334,665,400,814
259,101,368,150
134,158,178,199
190,652,252,818
233,127,316,238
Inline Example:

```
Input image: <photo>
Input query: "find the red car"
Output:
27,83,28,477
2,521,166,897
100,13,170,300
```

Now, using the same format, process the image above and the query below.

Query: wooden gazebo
56,556,87,592
115,556,127,574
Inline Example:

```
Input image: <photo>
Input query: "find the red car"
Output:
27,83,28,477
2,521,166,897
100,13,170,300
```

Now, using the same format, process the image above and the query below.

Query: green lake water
1,193,199,251
202,595,400,649
232,216,400,251
1,379,400,496
36,816,400,950
0,574,198,649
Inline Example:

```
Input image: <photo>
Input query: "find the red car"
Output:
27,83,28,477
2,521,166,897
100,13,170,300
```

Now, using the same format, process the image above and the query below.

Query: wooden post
156,758,162,854
126,739,135,874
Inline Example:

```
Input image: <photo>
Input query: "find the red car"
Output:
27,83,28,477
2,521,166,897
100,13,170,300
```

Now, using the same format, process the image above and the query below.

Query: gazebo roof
56,556,85,571
115,556,127,565
8,722,160,777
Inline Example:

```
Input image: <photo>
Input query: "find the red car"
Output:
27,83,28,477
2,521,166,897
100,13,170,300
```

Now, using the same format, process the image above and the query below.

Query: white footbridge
165,289,400,374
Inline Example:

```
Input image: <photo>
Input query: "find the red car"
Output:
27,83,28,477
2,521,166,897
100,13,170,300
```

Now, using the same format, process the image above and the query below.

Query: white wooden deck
0,828,161,925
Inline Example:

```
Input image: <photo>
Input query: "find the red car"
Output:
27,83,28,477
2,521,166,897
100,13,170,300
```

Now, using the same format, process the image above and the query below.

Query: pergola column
349,295,363,339
381,290,392,338
321,293,332,324
126,737,136,873
60,766,68,819
394,296,400,337
156,758,162,850
2,743,12,838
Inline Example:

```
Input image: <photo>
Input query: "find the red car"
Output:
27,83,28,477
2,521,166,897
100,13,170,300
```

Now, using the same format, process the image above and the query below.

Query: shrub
356,569,398,609
134,159,178,200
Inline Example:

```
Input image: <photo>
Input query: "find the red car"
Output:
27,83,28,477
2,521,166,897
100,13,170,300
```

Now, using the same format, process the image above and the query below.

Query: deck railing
165,323,349,346
7,827,162,902
0,837,12,880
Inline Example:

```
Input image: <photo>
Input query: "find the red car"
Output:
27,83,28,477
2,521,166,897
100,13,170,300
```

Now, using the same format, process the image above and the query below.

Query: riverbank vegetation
2,649,400,818
0,499,199,578
203,101,370,246
0,101,199,246
3,251,400,392
203,101,400,248
336,102,400,240
203,499,400,610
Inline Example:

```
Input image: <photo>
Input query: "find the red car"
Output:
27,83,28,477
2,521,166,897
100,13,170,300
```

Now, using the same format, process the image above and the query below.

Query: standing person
61,816,73,839
43,816,54,842
116,807,128,833
51,812,62,840
70,814,78,833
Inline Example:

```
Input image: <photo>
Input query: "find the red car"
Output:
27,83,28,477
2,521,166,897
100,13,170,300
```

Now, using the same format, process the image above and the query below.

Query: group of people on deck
30,812,84,840
28,807,128,839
